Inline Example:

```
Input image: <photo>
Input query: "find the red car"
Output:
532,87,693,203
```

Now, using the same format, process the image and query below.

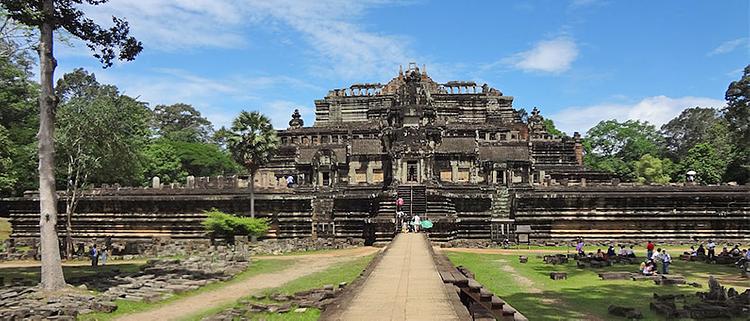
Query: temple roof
478,144,530,162
436,137,476,154
351,139,383,155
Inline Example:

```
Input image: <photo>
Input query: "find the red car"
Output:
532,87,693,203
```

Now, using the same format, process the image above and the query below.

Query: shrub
202,208,270,239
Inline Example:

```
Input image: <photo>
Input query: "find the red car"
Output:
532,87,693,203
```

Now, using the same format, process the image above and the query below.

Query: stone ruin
649,276,749,319
1,63,749,250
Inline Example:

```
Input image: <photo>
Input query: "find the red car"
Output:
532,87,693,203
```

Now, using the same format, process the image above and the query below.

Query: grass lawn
447,251,748,321
187,254,376,321
80,258,292,321
0,262,143,286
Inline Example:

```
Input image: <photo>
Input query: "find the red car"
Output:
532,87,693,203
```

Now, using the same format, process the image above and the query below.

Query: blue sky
56,0,749,135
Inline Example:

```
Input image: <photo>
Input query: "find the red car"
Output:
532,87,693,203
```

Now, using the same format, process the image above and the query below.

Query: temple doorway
407,161,418,182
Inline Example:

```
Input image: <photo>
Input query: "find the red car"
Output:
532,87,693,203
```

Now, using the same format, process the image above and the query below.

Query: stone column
418,158,424,183
450,161,458,183
349,161,359,184
366,162,374,184
186,176,195,189
152,176,161,189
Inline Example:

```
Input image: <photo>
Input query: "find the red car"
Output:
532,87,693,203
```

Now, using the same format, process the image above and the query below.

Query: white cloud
503,37,579,73
550,96,726,135
87,0,414,80
708,38,748,56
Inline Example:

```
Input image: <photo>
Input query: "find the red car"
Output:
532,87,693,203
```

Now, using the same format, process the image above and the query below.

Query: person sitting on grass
730,245,741,257
685,246,696,256
626,245,636,258
642,260,657,275
697,243,706,256
595,249,606,261
720,246,730,256
607,245,616,258
618,245,627,256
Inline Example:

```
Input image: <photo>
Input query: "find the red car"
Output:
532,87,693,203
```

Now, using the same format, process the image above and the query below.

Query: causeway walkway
332,233,461,321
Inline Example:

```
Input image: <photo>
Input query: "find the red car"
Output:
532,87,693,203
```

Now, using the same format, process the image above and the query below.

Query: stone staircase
397,185,426,216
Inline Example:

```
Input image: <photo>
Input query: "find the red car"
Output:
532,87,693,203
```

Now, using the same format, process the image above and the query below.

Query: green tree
1,0,142,290
227,111,279,218
633,154,674,184
56,69,150,256
0,54,37,196
661,107,729,160
543,118,565,137
142,140,188,184
583,119,666,180
678,143,727,184
169,140,239,177
724,65,750,183
153,103,213,143
0,125,16,193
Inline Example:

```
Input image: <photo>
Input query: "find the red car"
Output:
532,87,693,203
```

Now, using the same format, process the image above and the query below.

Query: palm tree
227,111,280,218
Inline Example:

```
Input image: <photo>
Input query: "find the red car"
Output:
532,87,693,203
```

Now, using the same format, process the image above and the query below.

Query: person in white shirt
618,245,627,256
412,214,421,233
707,240,716,260
661,251,672,274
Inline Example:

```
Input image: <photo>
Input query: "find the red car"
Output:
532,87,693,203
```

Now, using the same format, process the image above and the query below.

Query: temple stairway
397,185,426,217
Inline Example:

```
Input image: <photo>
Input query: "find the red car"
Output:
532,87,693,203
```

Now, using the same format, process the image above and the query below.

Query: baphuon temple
2,63,749,250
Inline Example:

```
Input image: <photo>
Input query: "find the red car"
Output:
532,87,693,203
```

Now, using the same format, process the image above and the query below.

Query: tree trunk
249,172,255,218
38,0,66,291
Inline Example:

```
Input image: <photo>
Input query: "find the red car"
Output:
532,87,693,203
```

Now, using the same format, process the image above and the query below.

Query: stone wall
514,185,750,241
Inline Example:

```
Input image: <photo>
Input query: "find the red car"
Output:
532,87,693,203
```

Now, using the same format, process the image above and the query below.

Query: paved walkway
333,233,460,321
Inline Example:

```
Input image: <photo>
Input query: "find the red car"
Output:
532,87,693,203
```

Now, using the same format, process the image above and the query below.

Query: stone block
549,272,567,280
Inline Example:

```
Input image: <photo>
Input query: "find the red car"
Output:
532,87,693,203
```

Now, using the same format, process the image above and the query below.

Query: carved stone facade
260,63,589,191
2,64,748,247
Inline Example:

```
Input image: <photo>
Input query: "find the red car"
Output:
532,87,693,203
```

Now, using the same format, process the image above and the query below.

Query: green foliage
168,140,240,177
153,103,214,143
723,64,750,183
661,107,730,160
633,154,674,184
542,118,565,137
142,140,188,184
0,54,37,196
583,119,666,181
202,209,270,238
679,143,727,184
55,69,151,187
228,111,280,175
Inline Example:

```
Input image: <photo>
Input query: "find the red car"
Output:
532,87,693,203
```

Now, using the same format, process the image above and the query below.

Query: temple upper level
313,63,519,127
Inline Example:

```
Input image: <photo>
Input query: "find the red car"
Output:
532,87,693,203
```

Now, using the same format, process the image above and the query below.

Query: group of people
576,240,638,261
642,243,673,275
88,244,111,267
395,197,431,233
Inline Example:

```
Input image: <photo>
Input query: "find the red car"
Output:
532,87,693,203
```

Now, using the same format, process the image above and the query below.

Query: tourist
707,240,716,260
720,246,729,257
618,245,627,256
642,262,656,276
100,246,109,266
412,214,421,233
286,175,294,188
696,244,706,256
626,245,636,258
595,249,605,261
653,248,663,270
730,245,741,257
661,250,672,274
646,240,655,259
396,197,404,210
607,245,616,258
90,244,99,267
685,246,696,256
576,239,585,256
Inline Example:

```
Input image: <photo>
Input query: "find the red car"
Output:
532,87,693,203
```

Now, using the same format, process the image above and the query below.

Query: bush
202,209,270,239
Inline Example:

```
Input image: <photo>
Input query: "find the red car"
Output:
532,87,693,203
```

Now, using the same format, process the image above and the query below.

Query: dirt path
116,247,380,321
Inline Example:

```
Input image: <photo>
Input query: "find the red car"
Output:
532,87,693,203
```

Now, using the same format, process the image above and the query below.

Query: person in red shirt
646,241,655,259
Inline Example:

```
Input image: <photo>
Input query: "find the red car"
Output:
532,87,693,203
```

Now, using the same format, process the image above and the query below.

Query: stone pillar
152,176,161,189
450,161,458,183
318,171,324,186
366,162,374,184
418,158,424,183
348,161,359,184
186,176,195,189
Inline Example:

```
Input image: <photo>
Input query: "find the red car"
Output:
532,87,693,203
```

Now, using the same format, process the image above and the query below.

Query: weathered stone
608,305,642,319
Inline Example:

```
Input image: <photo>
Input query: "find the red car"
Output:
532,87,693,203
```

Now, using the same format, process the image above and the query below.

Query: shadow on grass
0,263,142,289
